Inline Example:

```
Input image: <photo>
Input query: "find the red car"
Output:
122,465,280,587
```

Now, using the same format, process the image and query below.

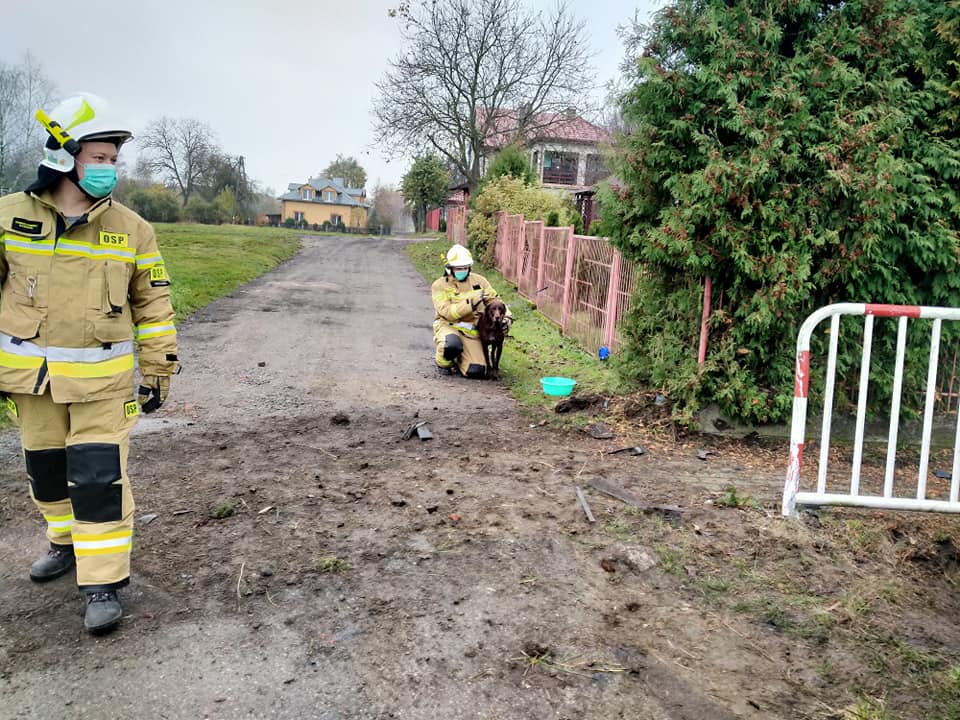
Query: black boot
84,590,123,634
30,544,75,582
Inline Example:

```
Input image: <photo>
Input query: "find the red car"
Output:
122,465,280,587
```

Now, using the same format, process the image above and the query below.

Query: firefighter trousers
8,390,138,589
433,320,487,378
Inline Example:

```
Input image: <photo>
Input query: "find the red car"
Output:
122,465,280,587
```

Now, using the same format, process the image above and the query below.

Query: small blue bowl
541,377,576,397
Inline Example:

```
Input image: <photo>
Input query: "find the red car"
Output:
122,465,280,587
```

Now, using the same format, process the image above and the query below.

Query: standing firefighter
432,243,512,378
0,92,179,634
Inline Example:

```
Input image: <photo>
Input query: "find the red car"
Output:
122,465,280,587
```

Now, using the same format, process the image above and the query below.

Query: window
584,154,608,186
323,190,337,202
542,151,579,185
330,214,343,226
294,211,305,223
300,188,313,200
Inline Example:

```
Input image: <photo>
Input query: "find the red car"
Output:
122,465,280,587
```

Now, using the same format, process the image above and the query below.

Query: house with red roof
480,108,611,193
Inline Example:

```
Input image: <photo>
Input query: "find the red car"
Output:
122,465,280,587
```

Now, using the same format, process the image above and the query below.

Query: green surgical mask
78,163,118,198
453,269,469,281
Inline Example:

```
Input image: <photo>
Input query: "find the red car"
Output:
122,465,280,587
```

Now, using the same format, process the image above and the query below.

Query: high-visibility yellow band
43,513,74,522
48,353,134,378
0,350,45,369
136,253,163,268
75,544,133,557
72,529,133,542
4,243,54,256
135,322,176,340
56,238,136,264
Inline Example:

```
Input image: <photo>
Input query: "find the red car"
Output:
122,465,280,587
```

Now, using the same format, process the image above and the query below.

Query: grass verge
157,223,301,322
406,237,626,414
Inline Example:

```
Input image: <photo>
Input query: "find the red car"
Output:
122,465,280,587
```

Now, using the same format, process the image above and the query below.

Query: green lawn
157,223,302,322
407,238,626,415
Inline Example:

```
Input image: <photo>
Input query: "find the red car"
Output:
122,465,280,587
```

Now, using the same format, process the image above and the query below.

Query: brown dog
477,298,510,380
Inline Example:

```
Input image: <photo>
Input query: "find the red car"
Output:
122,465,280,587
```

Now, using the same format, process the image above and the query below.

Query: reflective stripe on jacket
0,190,178,402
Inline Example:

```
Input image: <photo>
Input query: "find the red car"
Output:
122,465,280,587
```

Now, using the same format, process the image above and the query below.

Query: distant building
480,109,611,193
279,177,370,228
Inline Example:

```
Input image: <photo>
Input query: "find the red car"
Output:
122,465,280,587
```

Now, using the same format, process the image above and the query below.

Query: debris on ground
137,513,159,525
402,421,433,441
330,412,351,426
607,446,645,456
575,486,595,523
584,422,614,439
554,394,606,414
934,469,952,480
587,478,683,521
697,448,716,460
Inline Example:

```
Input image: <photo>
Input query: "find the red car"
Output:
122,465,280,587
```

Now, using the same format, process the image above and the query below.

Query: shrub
482,143,537,186
129,185,181,223
468,175,567,260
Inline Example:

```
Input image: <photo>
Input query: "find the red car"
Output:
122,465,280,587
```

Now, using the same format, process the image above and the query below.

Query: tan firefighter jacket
0,190,179,403
431,271,513,337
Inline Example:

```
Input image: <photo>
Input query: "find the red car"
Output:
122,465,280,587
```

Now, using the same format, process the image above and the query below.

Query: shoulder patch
124,400,139,419
149,264,171,286
11,217,44,237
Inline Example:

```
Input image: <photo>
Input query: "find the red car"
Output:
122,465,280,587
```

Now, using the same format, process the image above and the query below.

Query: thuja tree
597,0,960,425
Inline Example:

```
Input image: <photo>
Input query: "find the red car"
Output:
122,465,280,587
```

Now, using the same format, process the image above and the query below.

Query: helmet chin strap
65,164,98,202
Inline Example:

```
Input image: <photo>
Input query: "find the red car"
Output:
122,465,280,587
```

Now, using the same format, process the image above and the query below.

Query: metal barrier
783,303,960,517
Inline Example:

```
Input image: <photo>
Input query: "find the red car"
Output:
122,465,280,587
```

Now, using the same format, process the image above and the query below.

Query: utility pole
232,155,247,223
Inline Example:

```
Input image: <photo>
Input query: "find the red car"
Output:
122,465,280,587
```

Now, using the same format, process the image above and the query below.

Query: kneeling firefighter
431,244,512,378
0,92,179,633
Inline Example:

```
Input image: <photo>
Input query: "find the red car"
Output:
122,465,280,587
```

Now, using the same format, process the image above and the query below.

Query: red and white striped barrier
783,303,960,517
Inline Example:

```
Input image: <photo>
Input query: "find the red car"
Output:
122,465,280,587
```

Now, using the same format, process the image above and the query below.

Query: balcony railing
542,167,579,185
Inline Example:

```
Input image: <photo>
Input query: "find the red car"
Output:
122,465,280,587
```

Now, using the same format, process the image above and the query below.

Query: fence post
493,212,505,270
535,222,547,306
514,214,526,282
602,247,622,351
698,276,712,365
560,226,577,334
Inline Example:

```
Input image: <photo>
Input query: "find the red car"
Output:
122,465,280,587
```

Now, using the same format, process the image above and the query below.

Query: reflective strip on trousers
72,529,133,556
454,322,478,337
135,322,176,340
44,512,74,535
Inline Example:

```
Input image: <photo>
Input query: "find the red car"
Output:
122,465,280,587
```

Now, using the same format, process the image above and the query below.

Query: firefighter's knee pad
465,363,487,379
443,333,463,361
66,443,123,523
25,448,68,502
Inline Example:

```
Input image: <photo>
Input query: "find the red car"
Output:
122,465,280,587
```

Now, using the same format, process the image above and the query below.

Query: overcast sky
3,0,665,196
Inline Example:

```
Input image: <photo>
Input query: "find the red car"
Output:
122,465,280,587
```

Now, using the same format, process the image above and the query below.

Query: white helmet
445,244,473,269
39,92,133,173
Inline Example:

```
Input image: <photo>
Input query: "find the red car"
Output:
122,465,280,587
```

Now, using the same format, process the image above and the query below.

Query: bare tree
0,53,56,194
373,0,595,192
138,117,218,205
371,182,410,233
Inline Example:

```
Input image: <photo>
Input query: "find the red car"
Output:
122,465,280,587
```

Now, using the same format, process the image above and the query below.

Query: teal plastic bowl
541,376,576,397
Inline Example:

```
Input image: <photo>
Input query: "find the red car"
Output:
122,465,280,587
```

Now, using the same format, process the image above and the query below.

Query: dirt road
3,234,930,719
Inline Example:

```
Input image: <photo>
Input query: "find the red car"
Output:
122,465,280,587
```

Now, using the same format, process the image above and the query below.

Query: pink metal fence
491,213,635,356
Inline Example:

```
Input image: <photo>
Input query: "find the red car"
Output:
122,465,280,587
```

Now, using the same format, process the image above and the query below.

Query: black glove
471,289,486,311
138,375,170,414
